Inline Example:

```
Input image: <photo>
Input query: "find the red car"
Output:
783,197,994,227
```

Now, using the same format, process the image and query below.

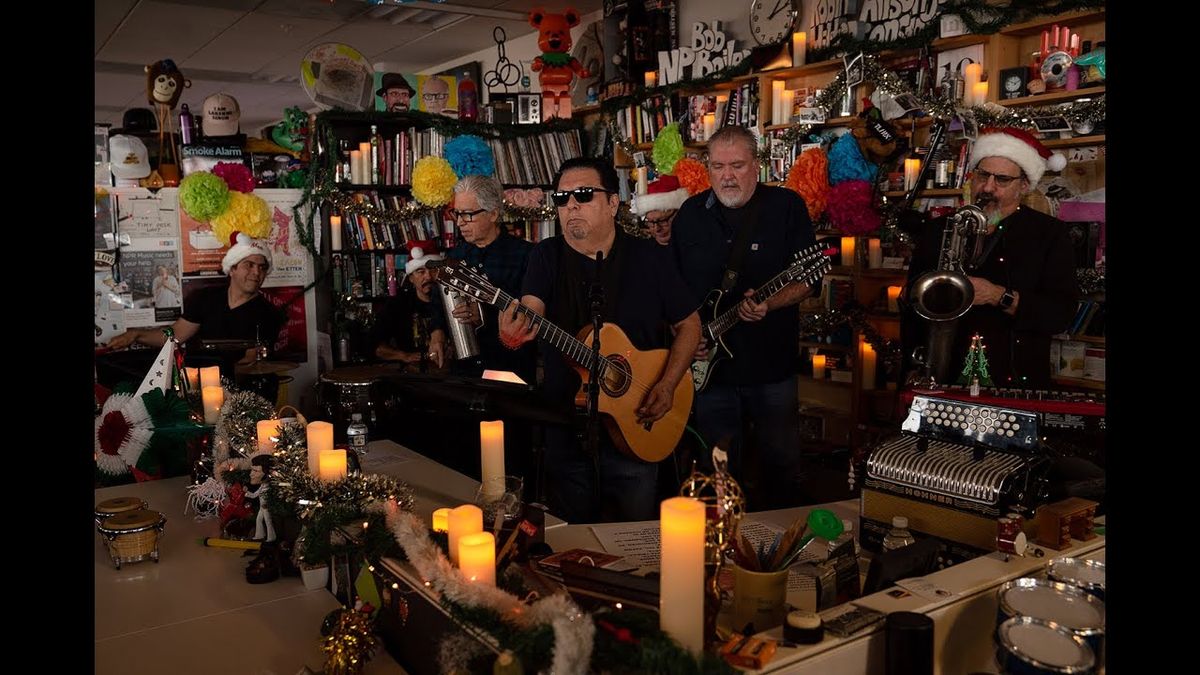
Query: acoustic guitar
431,259,691,463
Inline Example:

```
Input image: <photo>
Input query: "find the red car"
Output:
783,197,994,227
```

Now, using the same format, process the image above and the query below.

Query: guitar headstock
786,243,835,286
427,258,499,303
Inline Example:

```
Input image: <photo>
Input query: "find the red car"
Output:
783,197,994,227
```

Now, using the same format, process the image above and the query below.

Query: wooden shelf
930,34,991,50
883,188,963,198
765,58,847,80
1051,375,1106,391
997,86,1105,107
800,341,852,352
572,103,601,116
1042,134,1106,148
1000,10,1105,36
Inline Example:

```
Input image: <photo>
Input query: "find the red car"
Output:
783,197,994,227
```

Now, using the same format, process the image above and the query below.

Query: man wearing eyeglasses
446,175,536,383
900,127,1079,388
631,174,689,245
669,124,818,511
499,157,701,523
418,76,454,116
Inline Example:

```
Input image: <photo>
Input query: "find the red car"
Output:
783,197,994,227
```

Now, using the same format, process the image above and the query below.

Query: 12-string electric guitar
691,243,832,392
430,259,691,463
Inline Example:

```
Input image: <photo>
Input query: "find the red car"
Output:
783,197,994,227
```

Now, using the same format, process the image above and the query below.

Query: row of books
337,128,448,187
613,96,676,145
336,192,445,250
486,130,584,186
331,251,403,300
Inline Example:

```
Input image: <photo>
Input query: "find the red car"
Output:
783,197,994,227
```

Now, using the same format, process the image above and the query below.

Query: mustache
974,193,998,206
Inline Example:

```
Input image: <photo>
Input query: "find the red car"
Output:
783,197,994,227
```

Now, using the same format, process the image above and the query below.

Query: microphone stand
585,250,604,510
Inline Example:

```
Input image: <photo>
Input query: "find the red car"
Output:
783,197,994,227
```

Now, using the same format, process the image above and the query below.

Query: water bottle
179,103,194,144
881,516,917,552
828,518,860,558
347,413,369,456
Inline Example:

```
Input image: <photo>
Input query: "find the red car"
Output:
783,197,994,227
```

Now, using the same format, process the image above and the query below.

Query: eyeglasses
451,208,487,222
422,92,449,102
643,214,675,227
973,168,1023,187
551,187,614,207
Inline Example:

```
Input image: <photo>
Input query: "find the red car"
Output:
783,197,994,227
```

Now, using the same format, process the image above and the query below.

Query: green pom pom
179,172,231,223
652,123,684,175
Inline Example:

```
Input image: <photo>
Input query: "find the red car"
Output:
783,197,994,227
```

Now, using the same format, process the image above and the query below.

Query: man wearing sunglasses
669,125,818,511
446,175,536,384
499,157,701,524
900,127,1078,388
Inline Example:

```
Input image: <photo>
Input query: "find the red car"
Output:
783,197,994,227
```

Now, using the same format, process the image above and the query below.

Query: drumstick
199,537,261,551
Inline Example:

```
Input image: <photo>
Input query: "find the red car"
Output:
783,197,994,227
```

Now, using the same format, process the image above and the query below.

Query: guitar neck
709,267,798,338
488,289,601,370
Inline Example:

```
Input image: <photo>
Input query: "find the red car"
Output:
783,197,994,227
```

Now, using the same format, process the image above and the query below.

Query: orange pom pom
673,158,711,195
785,148,829,219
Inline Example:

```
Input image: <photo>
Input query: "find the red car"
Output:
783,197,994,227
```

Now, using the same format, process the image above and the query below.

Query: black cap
121,107,157,133
884,611,933,675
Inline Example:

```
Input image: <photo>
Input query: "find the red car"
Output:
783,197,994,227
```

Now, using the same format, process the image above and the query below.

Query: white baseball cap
109,135,150,180
203,93,241,137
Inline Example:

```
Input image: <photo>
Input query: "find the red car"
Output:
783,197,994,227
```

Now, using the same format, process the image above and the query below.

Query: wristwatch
998,288,1016,309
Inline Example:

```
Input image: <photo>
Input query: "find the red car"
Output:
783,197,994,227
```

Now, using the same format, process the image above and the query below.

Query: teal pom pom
444,135,495,178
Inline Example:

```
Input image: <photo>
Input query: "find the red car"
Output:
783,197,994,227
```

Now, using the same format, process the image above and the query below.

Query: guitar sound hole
601,355,632,397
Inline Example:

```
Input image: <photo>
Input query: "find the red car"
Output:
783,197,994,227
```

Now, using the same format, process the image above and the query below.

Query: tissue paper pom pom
652,123,684,175
211,192,271,244
673,158,710,195
444,135,495,178
785,148,829,219
828,132,877,185
504,188,528,207
212,162,256,193
179,171,231,223
826,180,881,235
412,156,458,207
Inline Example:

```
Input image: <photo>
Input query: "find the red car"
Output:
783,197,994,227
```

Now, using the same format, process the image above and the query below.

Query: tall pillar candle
660,497,705,654
458,532,496,586
349,150,362,184
702,113,716,141
329,215,342,252
636,167,648,195
792,31,807,67
306,421,334,475
868,238,882,268
202,386,224,425
358,142,372,184
256,419,277,453
772,80,785,125
480,420,505,499
861,341,877,391
841,237,856,267
887,285,902,313
963,63,983,104
972,81,988,106
318,449,347,482
904,158,921,191
199,366,221,390
644,71,657,89
780,89,795,124
448,504,484,566
812,354,827,380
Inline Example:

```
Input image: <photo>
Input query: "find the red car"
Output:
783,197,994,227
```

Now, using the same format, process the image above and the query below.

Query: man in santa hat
370,242,448,368
901,126,1080,387
631,174,689,246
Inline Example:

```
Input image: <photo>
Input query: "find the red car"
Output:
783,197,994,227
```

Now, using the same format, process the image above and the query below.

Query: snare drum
998,578,1105,661
96,509,167,569
94,496,148,527
1047,558,1105,602
996,616,1095,674
318,365,400,438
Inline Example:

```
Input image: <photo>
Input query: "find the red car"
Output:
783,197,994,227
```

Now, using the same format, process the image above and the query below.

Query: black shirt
369,287,446,356
670,185,816,385
449,231,537,381
182,285,285,351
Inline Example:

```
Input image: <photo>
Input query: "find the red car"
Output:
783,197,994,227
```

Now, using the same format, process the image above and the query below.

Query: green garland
800,304,903,369
601,58,756,115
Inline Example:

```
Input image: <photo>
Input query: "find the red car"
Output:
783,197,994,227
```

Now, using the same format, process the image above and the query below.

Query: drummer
370,245,448,369
104,234,285,371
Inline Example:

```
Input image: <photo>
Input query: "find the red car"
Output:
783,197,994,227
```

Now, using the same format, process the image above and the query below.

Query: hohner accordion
859,394,1052,561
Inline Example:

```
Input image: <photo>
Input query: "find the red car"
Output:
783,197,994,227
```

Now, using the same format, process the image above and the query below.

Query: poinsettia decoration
95,392,155,476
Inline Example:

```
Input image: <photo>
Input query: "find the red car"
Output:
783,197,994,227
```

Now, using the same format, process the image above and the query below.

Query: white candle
972,81,988,107
201,386,224,424
458,531,496,586
318,449,347,482
306,421,334,475
184,367,200,391
861,341,877,391
963,63,983,103
329,215,342,252
480,420,506,499
781,90,795,124
792,31,807,67
812,354,827,380
349,150,362,184
256,419,277,453
636,167,648,195
868,238,882,269
841,236,856,267
644,70,657,89
660,497,705,654
199,366,221,390
358,142,372,184
904,158,921,191
887,286,902,313
448,504,483,566
432,507,451,533
702,113,716,141
772,80,785,125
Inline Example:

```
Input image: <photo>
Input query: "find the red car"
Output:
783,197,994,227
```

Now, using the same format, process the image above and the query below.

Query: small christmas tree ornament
957,334,994,388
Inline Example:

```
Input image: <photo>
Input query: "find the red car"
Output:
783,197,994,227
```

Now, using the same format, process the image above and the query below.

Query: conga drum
1047,557,1105,602
318,364,402,440
995,615,1095,674
96,509,167,569
998,578,1105,664
94,496,147,528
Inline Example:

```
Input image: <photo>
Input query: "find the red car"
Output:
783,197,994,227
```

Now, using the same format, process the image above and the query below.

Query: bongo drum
318,365,400,438
1047,557,1105,602
94,496,148,527
996,616,1095,674
96,509,166,569
998,578,1105,662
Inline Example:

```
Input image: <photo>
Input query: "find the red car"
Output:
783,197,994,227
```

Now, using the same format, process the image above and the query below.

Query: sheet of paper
590,520,661,569
359,446,416,475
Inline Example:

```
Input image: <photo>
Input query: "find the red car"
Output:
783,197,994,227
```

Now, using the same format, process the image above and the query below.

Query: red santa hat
630,174,690,216
970,127,1067,185
220,232,273,275
405,246,443,275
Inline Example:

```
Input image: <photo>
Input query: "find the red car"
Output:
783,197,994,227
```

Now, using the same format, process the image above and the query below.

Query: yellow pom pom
211,192,271,245
412,157,458,207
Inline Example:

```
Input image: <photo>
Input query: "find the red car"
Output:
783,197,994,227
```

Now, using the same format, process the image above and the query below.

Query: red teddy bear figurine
530,7,589,120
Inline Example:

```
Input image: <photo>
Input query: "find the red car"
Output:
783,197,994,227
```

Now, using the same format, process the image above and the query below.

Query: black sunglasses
551,187,614,207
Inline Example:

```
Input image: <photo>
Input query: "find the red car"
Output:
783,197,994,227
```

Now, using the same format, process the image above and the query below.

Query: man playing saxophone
900,127,1079,388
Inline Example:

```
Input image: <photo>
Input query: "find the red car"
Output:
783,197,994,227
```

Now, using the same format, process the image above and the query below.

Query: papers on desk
358,446,417,475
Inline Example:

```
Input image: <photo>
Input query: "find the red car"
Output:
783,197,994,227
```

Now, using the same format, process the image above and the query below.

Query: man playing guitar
499,157,700,524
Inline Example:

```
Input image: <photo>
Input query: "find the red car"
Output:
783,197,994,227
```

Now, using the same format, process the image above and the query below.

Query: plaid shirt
449,231,533,299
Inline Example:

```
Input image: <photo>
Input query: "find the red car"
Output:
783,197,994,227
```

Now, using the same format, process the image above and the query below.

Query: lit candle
318,449,347,483
199,366,221,390
792,31,807,67
1069,33,1080,56
887,286,902,313
660,497,705,654
458,531,496,586
358,142,372,185
772,80,785,125
256,419,277,453
963,63,983,102
329,215,342,252
780,90,795,124
868,238,882,269
448,504,483,566
306,421,334,475
184,367,200,391
812,354,827,380
904,158,921,191
636,167,648,195
840,236,856,267
432,508,451,533
861,341,877,391
202,385,224,424
702,113,716,141
480,420,505,499
644,70,657,89
349,150,362,184
972,81,988,106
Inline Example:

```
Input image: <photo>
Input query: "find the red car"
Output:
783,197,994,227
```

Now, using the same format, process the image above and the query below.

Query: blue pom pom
444,135,495,178
827,132,877,185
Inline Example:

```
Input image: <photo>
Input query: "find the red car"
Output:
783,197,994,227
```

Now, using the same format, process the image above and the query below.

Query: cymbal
235,360,299,376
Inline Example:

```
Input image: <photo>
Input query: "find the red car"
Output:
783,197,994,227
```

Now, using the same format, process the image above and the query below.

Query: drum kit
994,562,1106,674
94,497,166,570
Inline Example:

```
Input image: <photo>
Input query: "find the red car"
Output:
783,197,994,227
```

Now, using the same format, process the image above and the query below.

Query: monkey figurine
145,59,191,109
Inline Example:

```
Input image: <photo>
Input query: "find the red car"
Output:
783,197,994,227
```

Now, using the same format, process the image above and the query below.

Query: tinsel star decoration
95,391,155,476
322,607,378,675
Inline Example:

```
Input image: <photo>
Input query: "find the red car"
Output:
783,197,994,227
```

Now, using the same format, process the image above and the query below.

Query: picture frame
998,66,1030,100
1030,115,1072,133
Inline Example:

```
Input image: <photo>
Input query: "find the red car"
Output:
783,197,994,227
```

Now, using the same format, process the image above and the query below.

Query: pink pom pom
826,180,881,235
213,162,256,193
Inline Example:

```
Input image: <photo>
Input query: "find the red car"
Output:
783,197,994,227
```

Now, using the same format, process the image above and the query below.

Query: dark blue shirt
449,231,537,381
523,233,697,401
670,185,816,385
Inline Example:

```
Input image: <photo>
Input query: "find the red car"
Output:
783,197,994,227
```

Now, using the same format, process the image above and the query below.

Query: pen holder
732,564,789,631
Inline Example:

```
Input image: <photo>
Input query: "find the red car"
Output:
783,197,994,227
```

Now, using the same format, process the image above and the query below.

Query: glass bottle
369,125,380,185
458,76,478,122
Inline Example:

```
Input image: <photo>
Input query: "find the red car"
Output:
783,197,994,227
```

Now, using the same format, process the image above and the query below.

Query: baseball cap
203,93,241,137
109,135,150,180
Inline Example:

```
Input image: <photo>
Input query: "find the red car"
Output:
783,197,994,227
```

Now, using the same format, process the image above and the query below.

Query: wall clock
749,0,799,46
